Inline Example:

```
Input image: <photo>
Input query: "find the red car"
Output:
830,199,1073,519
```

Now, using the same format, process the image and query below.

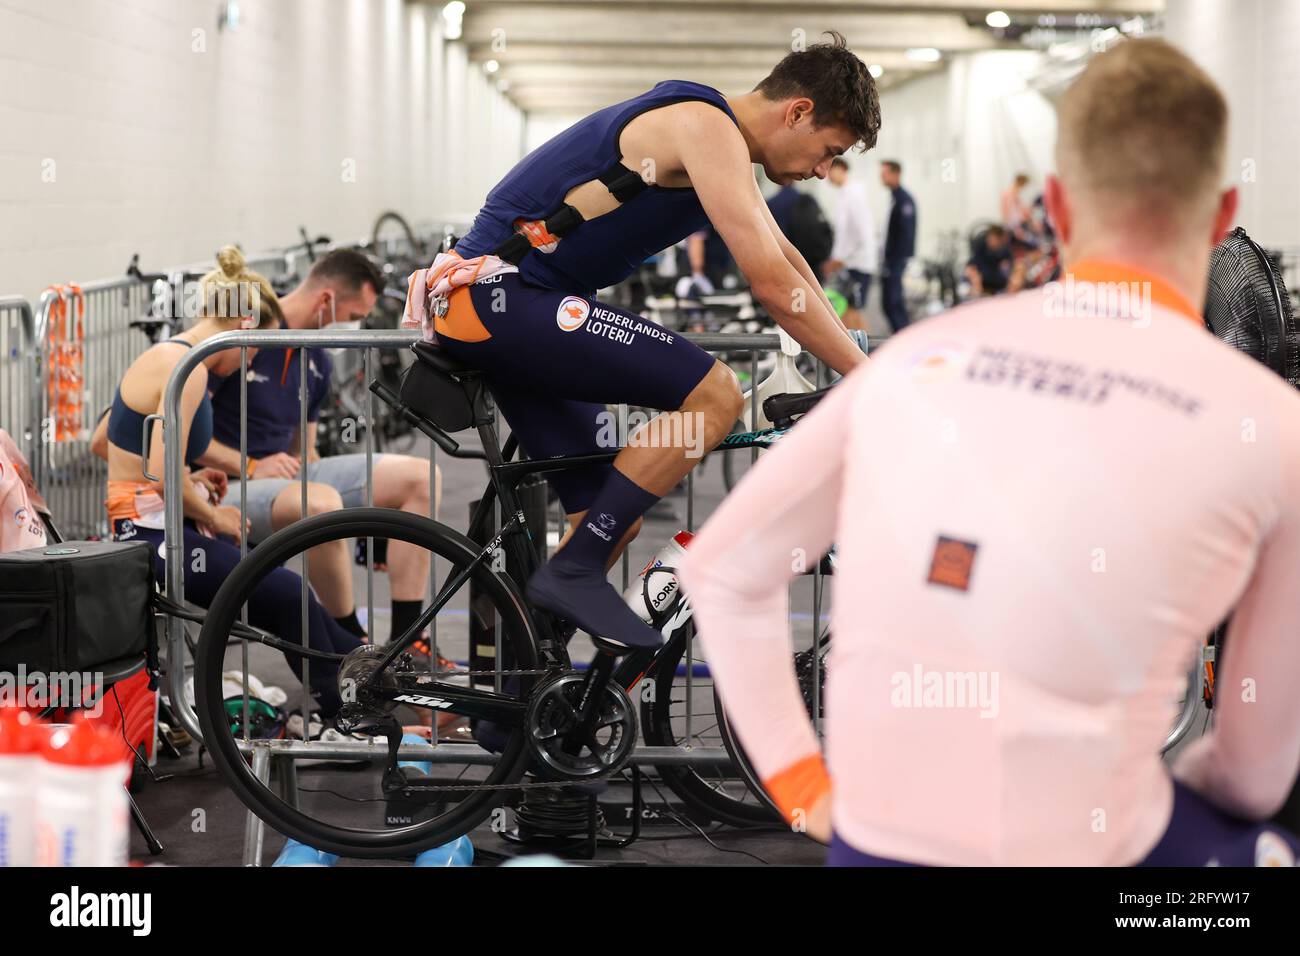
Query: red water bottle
0,708,42,867
36,716,131,867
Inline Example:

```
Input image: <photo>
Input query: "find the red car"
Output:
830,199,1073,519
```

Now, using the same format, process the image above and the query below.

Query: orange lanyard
44,284,86,442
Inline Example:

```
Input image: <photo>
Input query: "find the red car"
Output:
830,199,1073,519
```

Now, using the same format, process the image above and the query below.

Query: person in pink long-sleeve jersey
679,38,1300,867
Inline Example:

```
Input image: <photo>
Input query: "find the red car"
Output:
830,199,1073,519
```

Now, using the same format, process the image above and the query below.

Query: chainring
525,673,637,779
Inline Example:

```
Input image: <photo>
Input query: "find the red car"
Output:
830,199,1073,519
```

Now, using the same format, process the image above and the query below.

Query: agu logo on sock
556,296,590,332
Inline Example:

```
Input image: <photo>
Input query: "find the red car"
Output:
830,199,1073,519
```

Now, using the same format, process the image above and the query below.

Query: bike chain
368,667,629,794
423,667,551,679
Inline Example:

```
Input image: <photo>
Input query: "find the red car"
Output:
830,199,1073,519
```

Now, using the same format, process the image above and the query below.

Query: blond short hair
198,245,283,329
1056,39,1228,224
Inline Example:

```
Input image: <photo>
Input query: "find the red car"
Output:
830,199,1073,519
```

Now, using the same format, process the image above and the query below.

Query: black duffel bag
0,540,155,673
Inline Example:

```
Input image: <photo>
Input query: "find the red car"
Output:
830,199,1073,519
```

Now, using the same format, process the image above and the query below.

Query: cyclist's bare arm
753,178,852,337
1173,441,1300,819
672,104,863,375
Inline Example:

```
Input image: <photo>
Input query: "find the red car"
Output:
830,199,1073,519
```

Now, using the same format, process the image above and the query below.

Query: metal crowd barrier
0,296,38,467
19,221,461,541
159,325,839,863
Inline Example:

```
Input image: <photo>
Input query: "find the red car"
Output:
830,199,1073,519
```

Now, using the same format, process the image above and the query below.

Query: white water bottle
624,531,694,622
36,717,131,867
0,708,42,867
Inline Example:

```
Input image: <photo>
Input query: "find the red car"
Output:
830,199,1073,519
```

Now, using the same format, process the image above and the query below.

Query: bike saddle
763,386,834,430
411,340,485,380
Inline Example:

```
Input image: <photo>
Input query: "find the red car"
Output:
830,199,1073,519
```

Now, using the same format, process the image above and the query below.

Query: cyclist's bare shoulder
618,99,744,189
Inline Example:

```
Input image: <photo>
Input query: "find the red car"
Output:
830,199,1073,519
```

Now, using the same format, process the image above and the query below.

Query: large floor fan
1201,225,1300,832
1203,225,1300,388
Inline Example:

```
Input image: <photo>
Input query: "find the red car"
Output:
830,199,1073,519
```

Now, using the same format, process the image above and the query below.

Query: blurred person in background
1001,172,1037,247
822,156,878,330
880,159,916,331
767,183,835,280
964,225,1025,297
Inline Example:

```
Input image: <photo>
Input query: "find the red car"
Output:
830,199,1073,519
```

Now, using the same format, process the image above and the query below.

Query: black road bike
194,341,832,857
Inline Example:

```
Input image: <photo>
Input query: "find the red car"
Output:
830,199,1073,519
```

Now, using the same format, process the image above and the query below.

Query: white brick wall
1166,0,1300,250
0,0,525,302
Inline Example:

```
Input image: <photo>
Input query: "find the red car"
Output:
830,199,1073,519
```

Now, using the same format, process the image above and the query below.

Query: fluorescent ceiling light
986,10,1011,29
442,1,465,40
906,47,942,63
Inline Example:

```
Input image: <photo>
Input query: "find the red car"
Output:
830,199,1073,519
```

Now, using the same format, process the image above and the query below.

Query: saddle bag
397,341,490,433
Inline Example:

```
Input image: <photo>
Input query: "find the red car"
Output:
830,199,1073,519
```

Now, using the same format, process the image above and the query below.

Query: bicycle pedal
160,722,192,749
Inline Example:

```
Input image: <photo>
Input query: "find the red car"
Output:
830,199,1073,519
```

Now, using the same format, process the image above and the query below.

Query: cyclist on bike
101,247,364,718
680,38,1300,866
404,31,876,651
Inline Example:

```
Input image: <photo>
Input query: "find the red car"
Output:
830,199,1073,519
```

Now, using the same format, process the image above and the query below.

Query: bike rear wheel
641,618,779,826
195,508,542,859
715,635,830,822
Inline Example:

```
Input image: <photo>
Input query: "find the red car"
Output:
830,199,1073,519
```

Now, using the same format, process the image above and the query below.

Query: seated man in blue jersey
964,225,1025,297
411,31,876,651
201,250,443,654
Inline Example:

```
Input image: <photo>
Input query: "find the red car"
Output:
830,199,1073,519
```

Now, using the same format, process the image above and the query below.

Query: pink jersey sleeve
1174,430,1300,819
677,371,864,820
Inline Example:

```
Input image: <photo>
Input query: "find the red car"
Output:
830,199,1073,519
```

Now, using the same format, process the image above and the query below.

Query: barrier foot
242,747,271,866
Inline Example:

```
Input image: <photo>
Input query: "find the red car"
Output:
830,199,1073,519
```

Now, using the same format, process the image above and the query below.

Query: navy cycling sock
526,469,663,650
552,469,659,572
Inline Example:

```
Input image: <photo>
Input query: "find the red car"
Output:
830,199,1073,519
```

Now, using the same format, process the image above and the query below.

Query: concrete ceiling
425,0,1165,115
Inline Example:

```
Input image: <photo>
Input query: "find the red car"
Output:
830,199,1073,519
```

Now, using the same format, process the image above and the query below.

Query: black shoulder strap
598,161,649,203
492,160,649,265
494,204,585,266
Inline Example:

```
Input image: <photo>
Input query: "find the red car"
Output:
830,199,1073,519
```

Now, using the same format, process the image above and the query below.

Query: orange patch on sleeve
927,535,978,592
763,753,832,823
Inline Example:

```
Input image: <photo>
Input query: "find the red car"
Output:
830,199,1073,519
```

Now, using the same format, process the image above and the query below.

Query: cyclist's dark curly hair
755,30,881,150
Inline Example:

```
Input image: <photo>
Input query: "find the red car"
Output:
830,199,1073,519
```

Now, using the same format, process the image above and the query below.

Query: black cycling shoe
525,560,663,651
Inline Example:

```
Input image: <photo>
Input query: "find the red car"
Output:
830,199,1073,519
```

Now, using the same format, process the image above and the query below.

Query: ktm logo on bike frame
393,693,455,709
